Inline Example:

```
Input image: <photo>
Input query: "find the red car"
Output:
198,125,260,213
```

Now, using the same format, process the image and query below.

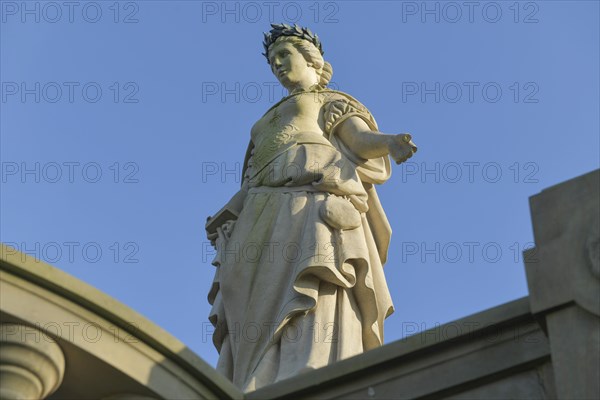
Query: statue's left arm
334,116,417,165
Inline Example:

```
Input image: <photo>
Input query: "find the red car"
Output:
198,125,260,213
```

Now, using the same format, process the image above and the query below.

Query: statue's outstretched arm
335,116,417,164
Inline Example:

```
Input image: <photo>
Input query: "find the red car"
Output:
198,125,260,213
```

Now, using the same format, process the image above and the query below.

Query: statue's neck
289,83,322,96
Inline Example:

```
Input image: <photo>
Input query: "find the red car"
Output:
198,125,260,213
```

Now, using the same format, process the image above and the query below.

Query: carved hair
268,36,333,89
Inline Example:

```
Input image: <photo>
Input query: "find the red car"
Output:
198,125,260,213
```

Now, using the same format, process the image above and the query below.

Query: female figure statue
207,24,417,392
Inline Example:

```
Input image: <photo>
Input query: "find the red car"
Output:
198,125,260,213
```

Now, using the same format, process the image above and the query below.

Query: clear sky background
1,0,598,367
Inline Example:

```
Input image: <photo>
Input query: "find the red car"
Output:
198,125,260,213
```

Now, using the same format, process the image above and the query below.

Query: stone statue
206,23,417,392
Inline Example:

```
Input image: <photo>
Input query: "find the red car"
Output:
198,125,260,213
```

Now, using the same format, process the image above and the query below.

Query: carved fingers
389,133,418,164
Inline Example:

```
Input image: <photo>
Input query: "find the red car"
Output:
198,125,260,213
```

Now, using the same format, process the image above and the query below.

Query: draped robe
208,89,394,392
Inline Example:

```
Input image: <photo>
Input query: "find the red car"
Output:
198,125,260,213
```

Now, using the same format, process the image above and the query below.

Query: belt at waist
253,131,333,150
248,185,321,194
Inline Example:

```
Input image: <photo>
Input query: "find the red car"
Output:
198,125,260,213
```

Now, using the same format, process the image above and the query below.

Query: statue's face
268,41,316,91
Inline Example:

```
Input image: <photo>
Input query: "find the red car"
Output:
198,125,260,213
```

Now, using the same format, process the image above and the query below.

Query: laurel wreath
262,23,324,63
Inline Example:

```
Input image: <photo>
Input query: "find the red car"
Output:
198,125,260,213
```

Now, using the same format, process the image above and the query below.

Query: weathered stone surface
525,169,600,317
545,306,599,399
525,169,600,400
247,298,555,400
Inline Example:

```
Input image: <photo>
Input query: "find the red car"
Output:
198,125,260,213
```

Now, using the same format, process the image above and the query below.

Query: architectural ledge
0,244,242,400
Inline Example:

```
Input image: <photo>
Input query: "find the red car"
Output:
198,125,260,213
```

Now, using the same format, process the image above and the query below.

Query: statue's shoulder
319,89,368,109
319,89,378,134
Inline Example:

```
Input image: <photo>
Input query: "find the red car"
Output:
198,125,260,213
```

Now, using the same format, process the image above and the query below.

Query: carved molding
0,324,65,400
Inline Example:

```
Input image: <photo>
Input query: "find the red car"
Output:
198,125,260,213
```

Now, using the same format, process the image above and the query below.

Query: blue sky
1,1,599,367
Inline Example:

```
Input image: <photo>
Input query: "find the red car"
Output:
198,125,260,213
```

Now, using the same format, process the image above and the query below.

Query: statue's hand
206,216,236,247
206,216,218,246
389,133,417,164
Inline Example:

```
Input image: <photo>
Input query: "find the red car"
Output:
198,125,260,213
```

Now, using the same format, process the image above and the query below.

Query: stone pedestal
0,324,66,399
525,169,600,400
